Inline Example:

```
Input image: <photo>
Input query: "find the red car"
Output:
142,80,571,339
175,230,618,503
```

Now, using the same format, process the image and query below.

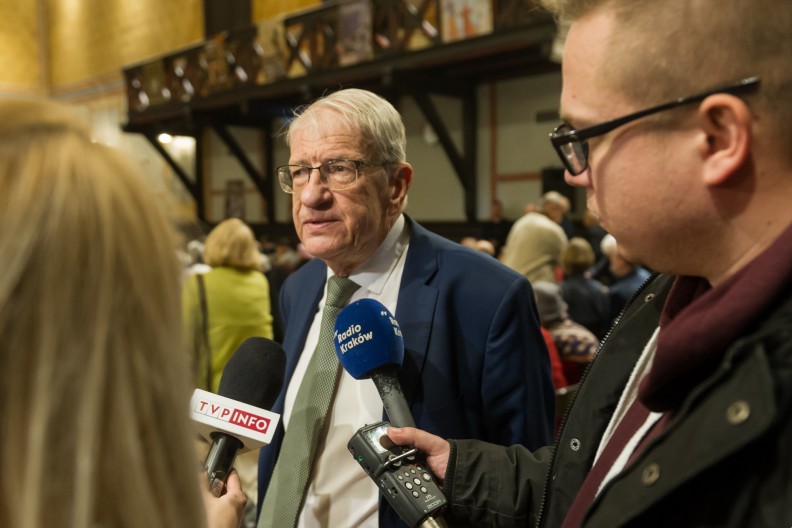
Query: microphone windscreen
217,337,285,410
333,298,404,380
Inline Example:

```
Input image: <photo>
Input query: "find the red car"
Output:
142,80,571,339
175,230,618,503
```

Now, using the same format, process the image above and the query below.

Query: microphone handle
371,369,415,428
204,432,244,497
419,515,448,528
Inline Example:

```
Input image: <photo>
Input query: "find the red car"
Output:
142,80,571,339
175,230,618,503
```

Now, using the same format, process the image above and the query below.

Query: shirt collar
326,214,409,295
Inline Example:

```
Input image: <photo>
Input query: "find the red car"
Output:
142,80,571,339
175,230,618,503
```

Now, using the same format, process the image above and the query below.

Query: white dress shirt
283,215,411,527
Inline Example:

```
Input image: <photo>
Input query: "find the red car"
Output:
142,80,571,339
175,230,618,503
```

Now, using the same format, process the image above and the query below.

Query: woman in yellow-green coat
182,218,274,393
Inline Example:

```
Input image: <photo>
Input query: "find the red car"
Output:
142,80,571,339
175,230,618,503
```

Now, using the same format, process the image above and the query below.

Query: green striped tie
258,276,360,528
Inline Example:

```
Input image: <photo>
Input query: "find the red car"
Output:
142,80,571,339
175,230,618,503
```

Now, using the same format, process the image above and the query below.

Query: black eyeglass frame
549,76,761,175
276,158,386,193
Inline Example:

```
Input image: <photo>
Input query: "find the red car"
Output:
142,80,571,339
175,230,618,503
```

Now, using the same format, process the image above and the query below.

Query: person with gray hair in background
256,88,554,528
387,0,792,525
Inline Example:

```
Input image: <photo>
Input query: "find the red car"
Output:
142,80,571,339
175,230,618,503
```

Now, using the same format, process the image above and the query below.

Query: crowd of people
391,1,792,527
5,0,791,526
459,191,651,392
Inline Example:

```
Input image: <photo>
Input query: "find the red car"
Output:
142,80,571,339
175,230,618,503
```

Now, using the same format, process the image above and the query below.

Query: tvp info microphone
191,336,285,497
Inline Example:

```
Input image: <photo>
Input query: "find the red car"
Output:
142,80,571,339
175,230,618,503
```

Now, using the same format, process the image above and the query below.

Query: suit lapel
395,218,439,405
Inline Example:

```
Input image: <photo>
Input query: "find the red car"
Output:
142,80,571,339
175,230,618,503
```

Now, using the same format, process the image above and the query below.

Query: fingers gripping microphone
334,300,448,528
190,337,285,497
333,298,414,427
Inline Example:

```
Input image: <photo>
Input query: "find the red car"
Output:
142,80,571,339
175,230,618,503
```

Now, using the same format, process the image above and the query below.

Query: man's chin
300,238,337,262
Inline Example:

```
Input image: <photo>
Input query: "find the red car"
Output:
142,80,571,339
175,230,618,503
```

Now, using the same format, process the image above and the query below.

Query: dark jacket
444,273,792,527
559,274,610,339
258,216,555,528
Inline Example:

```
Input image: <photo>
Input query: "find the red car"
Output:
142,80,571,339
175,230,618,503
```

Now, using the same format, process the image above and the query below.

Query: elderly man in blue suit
256,88,554,528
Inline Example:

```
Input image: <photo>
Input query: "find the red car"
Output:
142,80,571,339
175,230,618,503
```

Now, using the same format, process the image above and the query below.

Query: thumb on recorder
387,427,451,481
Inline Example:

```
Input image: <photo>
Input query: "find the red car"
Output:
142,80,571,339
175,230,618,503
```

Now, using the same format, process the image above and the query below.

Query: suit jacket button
726,400,750,425
642,463,660,486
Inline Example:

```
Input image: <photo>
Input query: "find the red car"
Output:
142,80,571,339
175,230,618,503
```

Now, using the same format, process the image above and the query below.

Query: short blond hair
0,98,204,528
562,237,596,274
203,218,261,270
540,0,792,149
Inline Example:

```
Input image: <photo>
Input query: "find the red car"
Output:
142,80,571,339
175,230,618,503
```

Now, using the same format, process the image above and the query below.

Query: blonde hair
540,0,792,148
203,218,261,270
562,237,596,274
0,98,205,528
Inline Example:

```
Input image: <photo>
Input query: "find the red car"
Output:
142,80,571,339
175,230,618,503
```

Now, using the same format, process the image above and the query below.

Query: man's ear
391,163,413,203
697,94,752,186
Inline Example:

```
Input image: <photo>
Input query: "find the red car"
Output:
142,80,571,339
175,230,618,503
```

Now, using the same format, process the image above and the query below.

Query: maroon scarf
563,221,792,527
640,221,792,411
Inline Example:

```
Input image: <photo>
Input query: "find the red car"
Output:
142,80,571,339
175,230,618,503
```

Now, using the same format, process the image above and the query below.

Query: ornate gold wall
47,0,204,91
252,0,319,22
0,1,321,95
0,1,42,94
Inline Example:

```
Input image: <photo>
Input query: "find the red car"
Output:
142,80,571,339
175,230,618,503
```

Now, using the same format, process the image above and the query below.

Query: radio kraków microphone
333,298,413,427
334,299,447,528
191,336,285,497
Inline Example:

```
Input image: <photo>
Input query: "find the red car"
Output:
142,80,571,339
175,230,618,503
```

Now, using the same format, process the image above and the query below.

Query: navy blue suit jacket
258,216,554,527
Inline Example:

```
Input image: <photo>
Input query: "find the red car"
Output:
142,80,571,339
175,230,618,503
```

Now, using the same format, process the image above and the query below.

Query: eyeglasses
276,158,384,193
549,76,760,175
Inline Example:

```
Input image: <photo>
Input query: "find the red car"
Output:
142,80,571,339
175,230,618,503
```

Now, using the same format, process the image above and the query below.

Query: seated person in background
601,234,652,323
0,98,244,528
533,281,598,385
560,237,611,338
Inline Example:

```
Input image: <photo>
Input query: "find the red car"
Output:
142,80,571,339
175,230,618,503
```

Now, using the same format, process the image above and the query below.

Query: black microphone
191,337,285,497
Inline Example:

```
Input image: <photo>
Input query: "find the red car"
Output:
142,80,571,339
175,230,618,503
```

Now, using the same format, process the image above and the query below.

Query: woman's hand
201,469,247,528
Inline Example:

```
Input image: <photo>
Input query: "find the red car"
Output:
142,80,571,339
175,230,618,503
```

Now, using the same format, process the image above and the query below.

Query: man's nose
299,168,331,204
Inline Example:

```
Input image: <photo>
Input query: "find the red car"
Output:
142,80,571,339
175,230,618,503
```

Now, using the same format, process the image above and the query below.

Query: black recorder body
348,421,447,527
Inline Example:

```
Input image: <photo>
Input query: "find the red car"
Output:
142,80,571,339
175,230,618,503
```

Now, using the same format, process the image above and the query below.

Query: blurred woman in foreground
0,98,245,528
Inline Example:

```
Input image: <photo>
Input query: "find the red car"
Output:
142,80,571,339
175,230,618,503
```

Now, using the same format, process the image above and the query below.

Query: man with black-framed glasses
388,0,792,526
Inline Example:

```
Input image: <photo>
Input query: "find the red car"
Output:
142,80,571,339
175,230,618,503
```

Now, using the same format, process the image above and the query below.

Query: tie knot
326,276,360,308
